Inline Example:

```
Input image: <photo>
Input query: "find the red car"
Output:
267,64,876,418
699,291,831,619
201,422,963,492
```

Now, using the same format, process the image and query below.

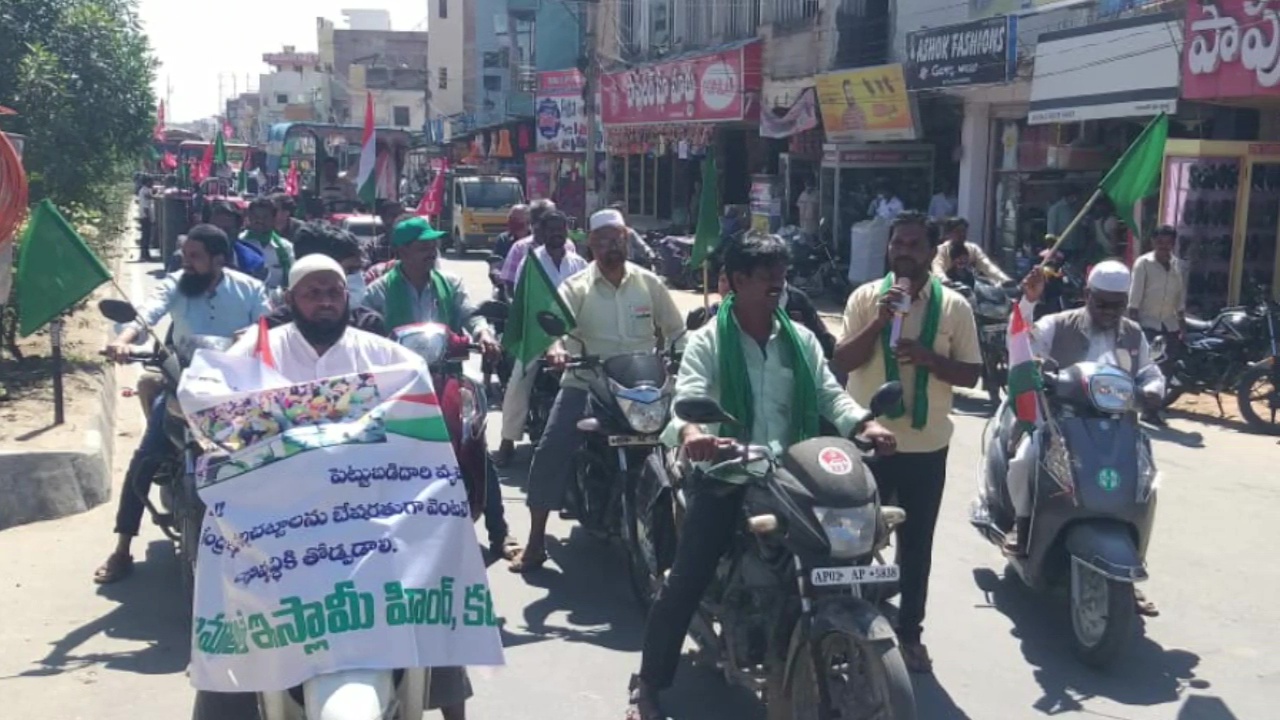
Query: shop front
529,69,604,224
761,81,821,229
601,40,763,229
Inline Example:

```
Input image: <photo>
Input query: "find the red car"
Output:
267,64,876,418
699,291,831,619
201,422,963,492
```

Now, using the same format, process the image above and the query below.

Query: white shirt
230,323,424,382
869,195,904,221
1128,252,1186,332
927,192,956,220
531,246,588,288
1018,298,1164,396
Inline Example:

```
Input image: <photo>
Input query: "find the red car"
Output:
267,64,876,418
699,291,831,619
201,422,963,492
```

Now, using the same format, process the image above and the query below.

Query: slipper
94,553,134,584
1135,589,1160,617
507,547,548,574
490,536,522,562
900,642,933,674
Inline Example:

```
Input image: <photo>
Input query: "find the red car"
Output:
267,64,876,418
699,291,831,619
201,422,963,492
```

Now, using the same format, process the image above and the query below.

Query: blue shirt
133,268,272,349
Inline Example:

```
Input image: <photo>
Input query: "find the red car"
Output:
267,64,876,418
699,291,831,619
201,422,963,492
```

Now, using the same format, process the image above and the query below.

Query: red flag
153,101,166,141
222,120,233,141
255,316,276,369
161,151,178,170
285,161,300,196
198,142,214,183
416,161,448,218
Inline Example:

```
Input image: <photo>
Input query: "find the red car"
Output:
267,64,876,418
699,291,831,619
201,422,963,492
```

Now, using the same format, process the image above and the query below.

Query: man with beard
196,255,476,720
236,196,296,293
493,210,588,468
498,199,577,297
96,224,271,584
508,208,683,573
834,211,982,673
263,222,385,335
270,192,304,242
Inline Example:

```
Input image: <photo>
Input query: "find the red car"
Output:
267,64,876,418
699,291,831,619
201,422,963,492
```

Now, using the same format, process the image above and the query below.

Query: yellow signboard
815,64,918,143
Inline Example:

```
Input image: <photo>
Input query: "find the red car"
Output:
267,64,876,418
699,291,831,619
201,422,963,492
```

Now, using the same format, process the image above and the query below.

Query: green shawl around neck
878,273,942,429
383,264,457,332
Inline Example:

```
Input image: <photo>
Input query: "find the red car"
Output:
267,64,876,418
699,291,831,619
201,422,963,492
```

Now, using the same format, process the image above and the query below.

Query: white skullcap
589,208,626,231
288,254,346,289
1087,260,1131,293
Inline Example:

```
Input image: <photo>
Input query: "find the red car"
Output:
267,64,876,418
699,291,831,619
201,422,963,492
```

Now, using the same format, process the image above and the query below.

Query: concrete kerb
0,215,127,532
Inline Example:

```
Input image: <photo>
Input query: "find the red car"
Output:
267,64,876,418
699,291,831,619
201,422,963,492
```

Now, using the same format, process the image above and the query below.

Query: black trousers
139,216,154,257
639,483,744,690
871,447,949,644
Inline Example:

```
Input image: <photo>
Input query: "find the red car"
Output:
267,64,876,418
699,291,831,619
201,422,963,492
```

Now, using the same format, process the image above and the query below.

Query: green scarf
242,230,293,287
716,293,818,444
383,264,457,332
879,273,943,430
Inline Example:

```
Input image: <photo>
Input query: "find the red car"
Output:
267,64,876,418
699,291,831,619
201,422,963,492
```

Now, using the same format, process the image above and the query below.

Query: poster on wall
535,70,603,153
814,64,919,143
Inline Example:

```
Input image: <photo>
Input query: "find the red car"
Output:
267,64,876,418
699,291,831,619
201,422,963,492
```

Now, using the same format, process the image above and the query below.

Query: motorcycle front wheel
1237,363,1280,435
784,632,916,720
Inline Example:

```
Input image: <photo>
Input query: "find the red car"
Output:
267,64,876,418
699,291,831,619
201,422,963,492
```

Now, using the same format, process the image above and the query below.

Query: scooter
971,361,1160,667
944,277,1021,404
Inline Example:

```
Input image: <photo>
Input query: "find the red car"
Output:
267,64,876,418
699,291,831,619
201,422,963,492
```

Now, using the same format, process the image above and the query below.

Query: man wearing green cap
361,217,501,355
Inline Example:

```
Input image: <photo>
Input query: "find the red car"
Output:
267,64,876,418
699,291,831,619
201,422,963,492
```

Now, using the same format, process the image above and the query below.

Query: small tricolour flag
254,316,276,370
1007,303,1043,431
356,91,377,205
383,391,451,443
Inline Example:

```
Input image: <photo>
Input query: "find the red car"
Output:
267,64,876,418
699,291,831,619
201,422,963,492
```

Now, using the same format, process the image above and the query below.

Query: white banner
178,352,504,693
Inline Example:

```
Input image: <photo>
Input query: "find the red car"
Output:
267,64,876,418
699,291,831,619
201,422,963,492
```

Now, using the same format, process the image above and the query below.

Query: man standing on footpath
833,211,982,673
508,208,684,573
1128,225,1185,426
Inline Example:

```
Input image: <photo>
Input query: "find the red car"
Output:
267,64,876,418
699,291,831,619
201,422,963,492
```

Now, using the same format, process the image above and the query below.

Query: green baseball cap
391,216,447,246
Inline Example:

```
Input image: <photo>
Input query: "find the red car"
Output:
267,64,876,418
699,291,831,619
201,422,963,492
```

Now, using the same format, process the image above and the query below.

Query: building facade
317,17,430,129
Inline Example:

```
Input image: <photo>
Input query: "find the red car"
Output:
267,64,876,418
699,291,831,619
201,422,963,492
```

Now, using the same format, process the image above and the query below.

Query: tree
0,0,157,214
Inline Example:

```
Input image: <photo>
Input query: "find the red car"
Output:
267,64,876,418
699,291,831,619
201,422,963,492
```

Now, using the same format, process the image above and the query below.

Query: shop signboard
599,41,762,125
815,64,918,143
535,70,603,153
905,15,1018,90
1183,0,1280,100
969,0,1090,18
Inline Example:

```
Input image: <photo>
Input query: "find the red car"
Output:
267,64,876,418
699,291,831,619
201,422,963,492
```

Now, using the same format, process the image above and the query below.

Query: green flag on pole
688,157,720,268
237,165,248,195
15,200,112,337
213,132,228,166
1099,113,1169,237
503,256,577,369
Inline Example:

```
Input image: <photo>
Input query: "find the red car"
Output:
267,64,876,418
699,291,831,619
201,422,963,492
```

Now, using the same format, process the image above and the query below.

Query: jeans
639,483,744,689
483,453,509,545
113,396,170,537
525,387,590,511
871,447,949,644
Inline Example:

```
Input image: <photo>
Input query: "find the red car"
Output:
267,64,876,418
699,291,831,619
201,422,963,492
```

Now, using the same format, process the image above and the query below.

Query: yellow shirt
841,278,982,453
558,262,685,390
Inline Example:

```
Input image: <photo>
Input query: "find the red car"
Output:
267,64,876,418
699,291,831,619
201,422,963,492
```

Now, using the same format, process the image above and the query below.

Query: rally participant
95,225,271,584
262,222,384,334
236,196,296,292
195,255,474,720
931,217,1010,284
317,156,357,204
270,192,304,241
1127,225,1185,426
498,199,577,297
493,204,531,260
625,232,896,719
834,211,983,674
1012,260,1163,616
493,210,589,468
508,208,684,573
686,263,837,359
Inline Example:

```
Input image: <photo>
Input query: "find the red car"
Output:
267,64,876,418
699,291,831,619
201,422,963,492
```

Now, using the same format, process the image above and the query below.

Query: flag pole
702,262,709,311
1037,187,1103,268
50,318,65,425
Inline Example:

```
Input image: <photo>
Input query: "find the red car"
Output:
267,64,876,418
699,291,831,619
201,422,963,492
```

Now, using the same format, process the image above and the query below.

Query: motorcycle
945,277,1021,405
482,255,514,396
97,298,229,603
655,235,702,291
784,222,850,302
640,383,916,720
972,361,1159,667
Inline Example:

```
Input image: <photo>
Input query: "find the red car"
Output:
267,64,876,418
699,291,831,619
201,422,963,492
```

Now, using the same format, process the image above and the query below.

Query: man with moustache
499,199,578,297
195,255,476,720
834,211,982,673
237,196,296,293
95,224,271,584
508,208,683,573
625,233,897,719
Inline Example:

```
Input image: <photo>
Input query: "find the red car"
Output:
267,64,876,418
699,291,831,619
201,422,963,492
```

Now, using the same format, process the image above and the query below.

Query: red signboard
1183,0,1280,100
538,69,586,95
600,42,762,126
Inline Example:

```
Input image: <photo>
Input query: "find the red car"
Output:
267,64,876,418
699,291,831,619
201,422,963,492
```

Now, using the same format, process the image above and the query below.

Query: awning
1027,12,1181,125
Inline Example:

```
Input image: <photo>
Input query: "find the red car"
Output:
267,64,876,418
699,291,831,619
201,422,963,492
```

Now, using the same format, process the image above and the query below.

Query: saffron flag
254,316,276,369
1006,303,1043,431
356,92,378,205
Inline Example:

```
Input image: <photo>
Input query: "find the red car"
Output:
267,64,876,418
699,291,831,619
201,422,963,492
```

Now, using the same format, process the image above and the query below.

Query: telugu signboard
1183,0,1280,100
599,41,762,125
535,70,603,153
815,64,918,143
905,15,1018,90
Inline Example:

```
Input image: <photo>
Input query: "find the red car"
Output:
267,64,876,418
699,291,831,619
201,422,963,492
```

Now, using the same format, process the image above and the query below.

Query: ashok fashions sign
599,42,763,125
905,15,1019,90
1183,0,1280,99
535,70,603,153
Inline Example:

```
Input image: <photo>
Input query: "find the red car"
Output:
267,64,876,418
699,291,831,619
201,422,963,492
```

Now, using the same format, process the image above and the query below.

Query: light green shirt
662,312,868,454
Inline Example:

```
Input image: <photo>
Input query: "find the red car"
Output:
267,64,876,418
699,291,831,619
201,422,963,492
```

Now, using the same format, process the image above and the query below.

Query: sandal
507,547,548,574
900,642,933,674
625,675,666,720
1135,588,1160,617
94,553,134,584
490,536,522,562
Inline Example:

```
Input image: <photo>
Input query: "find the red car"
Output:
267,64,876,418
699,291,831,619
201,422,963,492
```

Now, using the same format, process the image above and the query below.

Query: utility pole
165,76,173,118
583,0,600,213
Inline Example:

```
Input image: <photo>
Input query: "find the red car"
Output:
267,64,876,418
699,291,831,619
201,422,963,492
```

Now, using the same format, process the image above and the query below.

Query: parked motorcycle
946,278,1021,405
655,235,702,291
98,298,229,603
784,222,850,302
972,361,1159,667
640,383,916,719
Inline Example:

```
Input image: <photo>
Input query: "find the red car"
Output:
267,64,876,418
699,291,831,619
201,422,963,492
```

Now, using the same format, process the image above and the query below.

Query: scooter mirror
868,381,904,418
536,310,567,337
476,300,509,322
98,298,138,324
674,396,739,426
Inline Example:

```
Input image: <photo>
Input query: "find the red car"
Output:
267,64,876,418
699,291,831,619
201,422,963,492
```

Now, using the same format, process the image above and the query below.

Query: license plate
810,565,900,587
609,434,660,447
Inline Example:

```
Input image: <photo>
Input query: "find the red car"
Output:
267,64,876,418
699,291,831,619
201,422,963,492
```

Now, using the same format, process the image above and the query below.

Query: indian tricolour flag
356,91,377,205
1007,303,1043,431
383,390,451,443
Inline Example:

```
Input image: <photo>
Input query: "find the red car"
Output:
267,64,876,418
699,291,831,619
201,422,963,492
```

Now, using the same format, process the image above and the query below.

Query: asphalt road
2,252,1277,720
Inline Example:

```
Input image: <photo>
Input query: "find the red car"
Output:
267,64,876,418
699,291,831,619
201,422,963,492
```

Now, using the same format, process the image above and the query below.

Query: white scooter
193,668,428,719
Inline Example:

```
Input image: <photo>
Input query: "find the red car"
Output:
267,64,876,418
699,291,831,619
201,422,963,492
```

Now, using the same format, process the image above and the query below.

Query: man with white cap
202,252,478,720
508,207,684,573
1010,260,1163,615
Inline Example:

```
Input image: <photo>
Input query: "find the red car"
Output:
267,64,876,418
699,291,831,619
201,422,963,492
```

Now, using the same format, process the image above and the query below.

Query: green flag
503,255,576,369
213,132,228,166
178,162,191,189
688,157,720,268
1099,113,1168,236
237,166,248,195
15,200,112,337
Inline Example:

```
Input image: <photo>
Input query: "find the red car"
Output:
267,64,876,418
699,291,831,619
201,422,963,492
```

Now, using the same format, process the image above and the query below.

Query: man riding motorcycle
1012,259,1163,616
931,217,1010,285
236,196,296,294
626,232,896,720
96,224,271,584
492,204,531,260
498,200,577,298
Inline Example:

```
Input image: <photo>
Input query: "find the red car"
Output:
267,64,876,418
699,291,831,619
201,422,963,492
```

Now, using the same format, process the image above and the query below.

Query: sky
138,0,429,122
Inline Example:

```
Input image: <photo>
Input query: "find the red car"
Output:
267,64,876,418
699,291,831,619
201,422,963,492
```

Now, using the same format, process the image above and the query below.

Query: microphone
889,277,912,348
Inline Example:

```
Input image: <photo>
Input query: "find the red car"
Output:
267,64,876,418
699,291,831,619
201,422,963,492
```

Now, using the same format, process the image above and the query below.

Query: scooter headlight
813,505,878,559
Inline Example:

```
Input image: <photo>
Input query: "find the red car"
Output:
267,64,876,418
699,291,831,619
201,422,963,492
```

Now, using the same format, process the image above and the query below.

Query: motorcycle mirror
98,298,138,324
536,310,567,337
868,381,904,418
485,254,504,267
476,300,509,322
674,396,739,426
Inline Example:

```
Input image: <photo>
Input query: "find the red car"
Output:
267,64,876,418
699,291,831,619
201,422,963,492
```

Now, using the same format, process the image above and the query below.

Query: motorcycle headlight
1088,371,1135,414
813,505,878,559
610,381,668,434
